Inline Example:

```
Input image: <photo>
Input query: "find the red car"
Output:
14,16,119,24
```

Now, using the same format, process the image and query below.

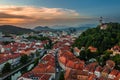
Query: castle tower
99,17,107,30
99,17,103,25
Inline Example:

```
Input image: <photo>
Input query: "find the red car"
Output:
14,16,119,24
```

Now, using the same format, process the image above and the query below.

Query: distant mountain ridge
33,26,55,31
0,25,34,34
33,24,96,31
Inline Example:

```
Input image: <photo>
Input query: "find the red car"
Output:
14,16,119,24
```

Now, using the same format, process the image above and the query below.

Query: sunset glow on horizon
0,0,120,28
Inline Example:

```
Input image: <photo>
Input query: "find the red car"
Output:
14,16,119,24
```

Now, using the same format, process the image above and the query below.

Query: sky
0,0,120,28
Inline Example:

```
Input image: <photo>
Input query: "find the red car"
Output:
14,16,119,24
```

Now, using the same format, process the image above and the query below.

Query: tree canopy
20,54,29,64
2,62,11,73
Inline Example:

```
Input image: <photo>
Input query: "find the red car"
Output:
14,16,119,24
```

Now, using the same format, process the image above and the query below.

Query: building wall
94,71,101,78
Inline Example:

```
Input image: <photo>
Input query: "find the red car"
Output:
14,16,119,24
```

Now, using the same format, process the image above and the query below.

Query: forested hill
73,22,120,52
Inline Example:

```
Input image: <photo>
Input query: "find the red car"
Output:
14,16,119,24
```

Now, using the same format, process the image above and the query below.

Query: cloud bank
0,5,93,28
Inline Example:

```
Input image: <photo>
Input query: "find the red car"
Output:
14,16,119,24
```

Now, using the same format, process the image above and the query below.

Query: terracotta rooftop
115,72,120,80
109,69,119,76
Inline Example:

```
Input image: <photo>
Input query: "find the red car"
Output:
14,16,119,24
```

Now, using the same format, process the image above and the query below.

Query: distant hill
0,25,34,34
56,26,91,31
51,24,96,31
33,26,55,31
76,24,96,31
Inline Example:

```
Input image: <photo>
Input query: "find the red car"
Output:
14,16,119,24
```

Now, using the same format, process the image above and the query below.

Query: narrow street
54,49,62,80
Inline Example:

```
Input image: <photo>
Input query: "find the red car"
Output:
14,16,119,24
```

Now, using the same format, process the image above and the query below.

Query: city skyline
0,0,120,28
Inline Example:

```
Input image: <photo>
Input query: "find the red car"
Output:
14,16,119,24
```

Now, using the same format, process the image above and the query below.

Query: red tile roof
39,74,51,80
88,74,96,80
88,46,97,52
109,69,119,76
115,73,120,80
0,53,21,64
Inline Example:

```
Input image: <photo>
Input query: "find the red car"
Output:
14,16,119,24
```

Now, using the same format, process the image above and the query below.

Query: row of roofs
65,67,120,80
0,41,48,68
18,51,55,80
0,41,47,52
58,49,120,80
0,53,20,64
53,36,120,80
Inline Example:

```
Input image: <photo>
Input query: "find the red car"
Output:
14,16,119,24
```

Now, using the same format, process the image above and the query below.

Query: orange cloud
0,18,25,24
0,5,92,27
